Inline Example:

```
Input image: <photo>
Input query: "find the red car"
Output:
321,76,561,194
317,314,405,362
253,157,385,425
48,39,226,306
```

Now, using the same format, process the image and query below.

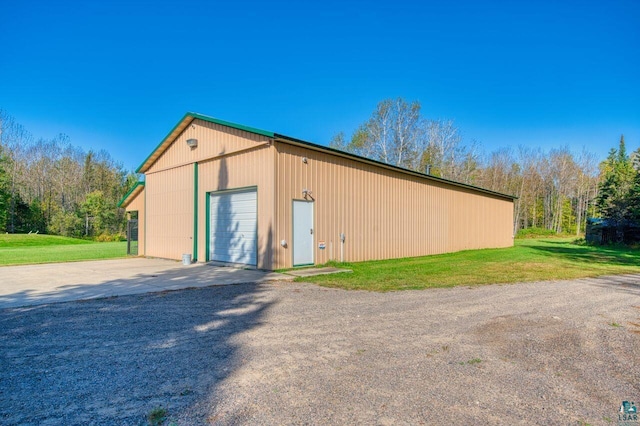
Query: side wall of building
273,142,514,269
145,165,194,260
124,188,145,255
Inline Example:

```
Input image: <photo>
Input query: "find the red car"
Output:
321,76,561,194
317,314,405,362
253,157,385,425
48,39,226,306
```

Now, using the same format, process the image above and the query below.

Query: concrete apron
0,258,292,309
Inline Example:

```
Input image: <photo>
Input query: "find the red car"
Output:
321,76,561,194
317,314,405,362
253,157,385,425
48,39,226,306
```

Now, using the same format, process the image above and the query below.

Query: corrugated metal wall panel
273,142,514,269
147,119,271,174
145,165,193,260
124,188,145,255
142,119,276,266
197,145,275,269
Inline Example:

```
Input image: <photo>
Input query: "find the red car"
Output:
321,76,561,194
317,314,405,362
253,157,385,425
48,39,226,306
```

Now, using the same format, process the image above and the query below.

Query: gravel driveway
1,275,639,425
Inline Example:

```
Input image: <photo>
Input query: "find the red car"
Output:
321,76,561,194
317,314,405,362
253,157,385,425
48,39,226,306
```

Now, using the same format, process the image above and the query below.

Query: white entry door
293,200,314,266
209,188,257,266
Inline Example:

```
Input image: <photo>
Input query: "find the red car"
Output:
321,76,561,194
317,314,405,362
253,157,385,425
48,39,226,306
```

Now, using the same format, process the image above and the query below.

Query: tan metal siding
197,145,276,269
273,143,513,269
147,119,271,174
124,187,145,255
145,165,193,260
143,119,275,264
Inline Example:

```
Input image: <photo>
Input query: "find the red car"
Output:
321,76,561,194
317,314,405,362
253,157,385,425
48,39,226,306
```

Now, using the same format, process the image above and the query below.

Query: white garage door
209,188,257,266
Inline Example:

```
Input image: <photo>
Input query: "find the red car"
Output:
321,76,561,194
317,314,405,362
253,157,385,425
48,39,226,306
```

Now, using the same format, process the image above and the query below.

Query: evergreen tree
595,135,636,241
628,144,640,223
629,172,640,222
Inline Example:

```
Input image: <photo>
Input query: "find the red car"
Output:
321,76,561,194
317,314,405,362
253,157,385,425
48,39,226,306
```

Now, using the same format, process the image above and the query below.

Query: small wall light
280,239,287,248
186,138,198,148
302,157,308,164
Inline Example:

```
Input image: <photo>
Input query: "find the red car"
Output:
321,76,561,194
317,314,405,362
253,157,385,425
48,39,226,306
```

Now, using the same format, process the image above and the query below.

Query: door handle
310,228,313,235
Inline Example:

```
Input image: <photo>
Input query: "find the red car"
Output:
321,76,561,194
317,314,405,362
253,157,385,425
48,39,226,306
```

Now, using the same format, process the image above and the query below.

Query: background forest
0,110,137,239
331,99,640,237
1,101,639,240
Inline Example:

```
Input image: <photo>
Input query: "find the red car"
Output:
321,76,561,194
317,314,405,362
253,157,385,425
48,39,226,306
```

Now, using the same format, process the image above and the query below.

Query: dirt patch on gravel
1,275,639,425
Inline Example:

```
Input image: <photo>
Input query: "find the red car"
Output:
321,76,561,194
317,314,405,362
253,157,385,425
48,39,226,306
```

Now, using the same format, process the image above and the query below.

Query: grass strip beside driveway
299,238,640,291
0,235,127,266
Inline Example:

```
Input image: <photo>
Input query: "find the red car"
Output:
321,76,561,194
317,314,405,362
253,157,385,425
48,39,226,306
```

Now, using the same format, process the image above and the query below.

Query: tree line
331,98,639,236
0,110,137,239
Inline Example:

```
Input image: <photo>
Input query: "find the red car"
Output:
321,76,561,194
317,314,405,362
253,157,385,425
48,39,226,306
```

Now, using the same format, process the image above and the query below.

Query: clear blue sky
1,0,638,171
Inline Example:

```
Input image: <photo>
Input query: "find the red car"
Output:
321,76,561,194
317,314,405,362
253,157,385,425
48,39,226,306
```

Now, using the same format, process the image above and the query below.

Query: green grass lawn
299,238,640,291
0,234,128,266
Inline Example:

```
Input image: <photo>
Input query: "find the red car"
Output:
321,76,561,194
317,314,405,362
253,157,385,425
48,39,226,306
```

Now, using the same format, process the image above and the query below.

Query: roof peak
135,112,274,173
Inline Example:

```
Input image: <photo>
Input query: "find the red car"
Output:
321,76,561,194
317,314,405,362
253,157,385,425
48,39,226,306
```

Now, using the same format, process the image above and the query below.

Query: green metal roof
135,112,274,173
117,181,145,208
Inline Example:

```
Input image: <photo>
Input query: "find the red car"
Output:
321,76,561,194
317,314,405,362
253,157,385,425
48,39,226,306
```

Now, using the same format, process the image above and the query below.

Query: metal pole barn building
118,112,515,270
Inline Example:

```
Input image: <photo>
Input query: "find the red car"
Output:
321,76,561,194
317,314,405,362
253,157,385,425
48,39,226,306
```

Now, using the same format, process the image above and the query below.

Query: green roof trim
135,112,274,173
117,181,145,208
189,112,274,138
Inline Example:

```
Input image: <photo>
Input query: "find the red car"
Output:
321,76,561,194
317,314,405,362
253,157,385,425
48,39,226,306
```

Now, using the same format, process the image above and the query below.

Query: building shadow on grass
527,242,640,266
0,272,275,425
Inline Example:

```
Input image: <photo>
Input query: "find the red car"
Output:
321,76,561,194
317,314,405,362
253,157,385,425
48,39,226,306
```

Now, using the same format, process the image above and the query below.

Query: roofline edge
117,181,145,208
274,133,517,201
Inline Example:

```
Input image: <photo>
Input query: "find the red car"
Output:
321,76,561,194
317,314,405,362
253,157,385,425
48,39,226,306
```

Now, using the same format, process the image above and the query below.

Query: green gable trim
189,112,274,138
136,112,191,173
135,112,274,174
117,181,145,208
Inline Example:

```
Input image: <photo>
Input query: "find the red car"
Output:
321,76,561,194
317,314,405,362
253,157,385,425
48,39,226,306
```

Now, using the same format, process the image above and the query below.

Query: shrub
95,232,126,242
515,227,558,239
48,211,83,237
